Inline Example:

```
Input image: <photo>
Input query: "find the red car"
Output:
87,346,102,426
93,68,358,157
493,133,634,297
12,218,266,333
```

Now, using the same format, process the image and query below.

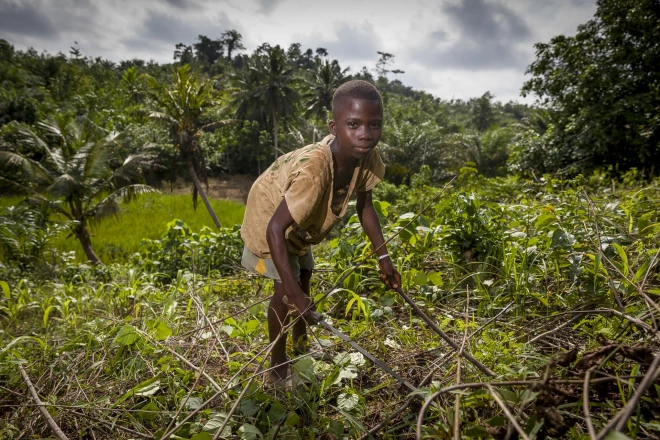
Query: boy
241,80,401,384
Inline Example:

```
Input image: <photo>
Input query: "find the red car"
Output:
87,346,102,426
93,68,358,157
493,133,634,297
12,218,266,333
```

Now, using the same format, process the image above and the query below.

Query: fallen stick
319,320,416,392
18,364,70,440
486,383,529,440
69,410,153,439
394,286,495,377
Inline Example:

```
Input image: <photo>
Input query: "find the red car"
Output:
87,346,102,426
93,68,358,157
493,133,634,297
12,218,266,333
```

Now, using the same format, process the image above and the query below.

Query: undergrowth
1,174,659,439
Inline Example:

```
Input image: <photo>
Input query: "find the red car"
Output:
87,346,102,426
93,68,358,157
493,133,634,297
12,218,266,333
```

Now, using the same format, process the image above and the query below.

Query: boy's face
329,98,383,159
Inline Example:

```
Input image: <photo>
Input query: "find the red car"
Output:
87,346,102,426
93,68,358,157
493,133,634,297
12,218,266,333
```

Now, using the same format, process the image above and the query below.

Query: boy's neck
329,138,356,172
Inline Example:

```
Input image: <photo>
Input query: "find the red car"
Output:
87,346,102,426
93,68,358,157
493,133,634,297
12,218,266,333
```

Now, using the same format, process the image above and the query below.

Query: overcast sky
0,0,597,103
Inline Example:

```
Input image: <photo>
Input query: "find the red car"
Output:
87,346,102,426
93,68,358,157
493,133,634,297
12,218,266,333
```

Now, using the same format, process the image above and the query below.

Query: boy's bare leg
293,269,312,346
268,281,290,380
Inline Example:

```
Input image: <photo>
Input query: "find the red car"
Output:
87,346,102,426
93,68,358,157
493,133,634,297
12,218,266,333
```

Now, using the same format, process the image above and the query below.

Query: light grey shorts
241,246,314,282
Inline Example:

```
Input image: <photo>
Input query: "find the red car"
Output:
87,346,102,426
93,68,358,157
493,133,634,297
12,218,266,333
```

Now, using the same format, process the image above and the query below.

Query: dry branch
18,364,70,440
486,383,529,440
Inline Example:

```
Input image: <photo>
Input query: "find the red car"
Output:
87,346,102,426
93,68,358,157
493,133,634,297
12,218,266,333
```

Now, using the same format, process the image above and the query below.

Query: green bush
133,219,243,280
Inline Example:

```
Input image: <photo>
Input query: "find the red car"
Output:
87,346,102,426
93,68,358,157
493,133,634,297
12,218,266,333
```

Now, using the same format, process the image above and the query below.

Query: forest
0,0,659,438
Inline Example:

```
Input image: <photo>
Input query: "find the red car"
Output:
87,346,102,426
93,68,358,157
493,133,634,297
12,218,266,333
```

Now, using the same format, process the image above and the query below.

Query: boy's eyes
347,122,382,129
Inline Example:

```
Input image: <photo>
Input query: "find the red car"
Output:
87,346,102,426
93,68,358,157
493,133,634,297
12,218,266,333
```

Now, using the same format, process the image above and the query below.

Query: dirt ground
166,175,255,204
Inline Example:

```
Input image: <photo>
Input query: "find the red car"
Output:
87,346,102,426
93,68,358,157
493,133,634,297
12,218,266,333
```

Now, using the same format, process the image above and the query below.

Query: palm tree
146,65,233,229
0,117,155,264
304,58,349,122
450,128,513,177
232,45,299,160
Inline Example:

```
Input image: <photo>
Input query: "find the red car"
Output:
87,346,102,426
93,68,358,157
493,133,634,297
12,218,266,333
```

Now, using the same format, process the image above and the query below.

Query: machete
393,286,495,377
315,317,417,393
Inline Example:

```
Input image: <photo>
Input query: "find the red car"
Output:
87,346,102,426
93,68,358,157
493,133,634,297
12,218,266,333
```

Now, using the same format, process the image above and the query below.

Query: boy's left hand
378,258,401,291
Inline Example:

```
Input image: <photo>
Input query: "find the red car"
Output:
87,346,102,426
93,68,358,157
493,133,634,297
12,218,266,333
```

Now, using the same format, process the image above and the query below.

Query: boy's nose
358,127,373,140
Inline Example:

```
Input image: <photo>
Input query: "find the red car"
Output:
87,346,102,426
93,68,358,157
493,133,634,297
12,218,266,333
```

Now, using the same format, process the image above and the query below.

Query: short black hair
332,80,382,114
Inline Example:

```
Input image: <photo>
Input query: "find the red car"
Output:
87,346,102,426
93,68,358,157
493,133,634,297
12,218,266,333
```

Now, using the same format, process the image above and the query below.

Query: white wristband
377,253,390,261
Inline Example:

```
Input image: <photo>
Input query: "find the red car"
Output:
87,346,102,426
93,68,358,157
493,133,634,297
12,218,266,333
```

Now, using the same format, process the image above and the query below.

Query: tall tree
231,45,299,160
193,35,223,67
0,118,154,264
304,58,349,122
220,30,244,61
173,43,194,64
470,92,495,132
522,0,660,174
375,51,394,78
147,65,232,228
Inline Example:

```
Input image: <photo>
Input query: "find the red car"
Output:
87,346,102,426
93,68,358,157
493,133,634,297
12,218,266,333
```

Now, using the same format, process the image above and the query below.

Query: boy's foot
265,368,301,390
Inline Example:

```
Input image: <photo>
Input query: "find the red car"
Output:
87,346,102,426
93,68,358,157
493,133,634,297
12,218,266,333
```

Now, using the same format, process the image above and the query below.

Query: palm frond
74,133,117,181
199,119,241,132
87,184,158,219
112,153,154,185
149,111,180,130
0,151,54,185
46,174,83,198
17,124,66,172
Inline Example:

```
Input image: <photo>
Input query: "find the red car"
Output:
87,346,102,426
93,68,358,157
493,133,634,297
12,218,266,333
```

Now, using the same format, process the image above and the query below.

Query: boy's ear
328,119,336,136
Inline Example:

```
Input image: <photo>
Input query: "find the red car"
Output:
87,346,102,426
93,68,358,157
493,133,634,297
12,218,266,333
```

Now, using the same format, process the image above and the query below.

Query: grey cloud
445,0,530,41
163,0,198,9
305,22,383,63
413,0,532,70
257,0,286,14
0,0,58,38
140,10,238,44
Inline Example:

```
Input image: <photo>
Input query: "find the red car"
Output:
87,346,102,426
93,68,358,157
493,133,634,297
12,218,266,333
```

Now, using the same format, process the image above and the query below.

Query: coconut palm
232,45,299,160
304,58,349,122
0,117,155,264
146,65,233,229
450,128,513,177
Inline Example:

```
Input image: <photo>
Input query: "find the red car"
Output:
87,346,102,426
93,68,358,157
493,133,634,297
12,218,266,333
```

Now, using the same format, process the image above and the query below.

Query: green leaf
184,397,204,410
190,433,213,440
203,412,231,436
285,412,300,427
465,425,488,437
604,433,633,440
337,392,359,411
534,213,557,230
611,243,629,275
115,377,160,405
153,321,172,341
137,402,159,421
427,271,444,287
115,325,139,346
267,400,286,421
413,269,428,286
239,423,263,439
239,399,260,417
0,281,10,298
293,357,315,380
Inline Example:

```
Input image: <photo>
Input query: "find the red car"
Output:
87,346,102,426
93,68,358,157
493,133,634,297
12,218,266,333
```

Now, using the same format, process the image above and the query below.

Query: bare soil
165,174,255,204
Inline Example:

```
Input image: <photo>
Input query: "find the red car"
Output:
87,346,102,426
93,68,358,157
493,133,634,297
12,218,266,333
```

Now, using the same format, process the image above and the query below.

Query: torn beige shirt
241,134,386,257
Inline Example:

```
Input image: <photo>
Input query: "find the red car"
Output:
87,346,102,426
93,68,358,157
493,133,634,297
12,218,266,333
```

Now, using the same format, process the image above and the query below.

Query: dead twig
583,368,597,440
596,352,660,439
18,364,70,440
70,410,153,439
528,313,585,344
485,383,529,440
454,288,470,440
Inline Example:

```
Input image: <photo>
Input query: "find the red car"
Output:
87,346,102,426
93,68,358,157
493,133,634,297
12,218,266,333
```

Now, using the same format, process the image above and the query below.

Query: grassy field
1,193,245,263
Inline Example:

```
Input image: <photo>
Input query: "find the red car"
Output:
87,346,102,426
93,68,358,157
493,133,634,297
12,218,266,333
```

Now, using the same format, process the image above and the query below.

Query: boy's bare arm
356,190,401,290
266,199,320,324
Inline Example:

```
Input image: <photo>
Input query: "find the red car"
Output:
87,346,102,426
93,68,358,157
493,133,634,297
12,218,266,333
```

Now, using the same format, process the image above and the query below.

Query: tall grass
2,193,245,263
